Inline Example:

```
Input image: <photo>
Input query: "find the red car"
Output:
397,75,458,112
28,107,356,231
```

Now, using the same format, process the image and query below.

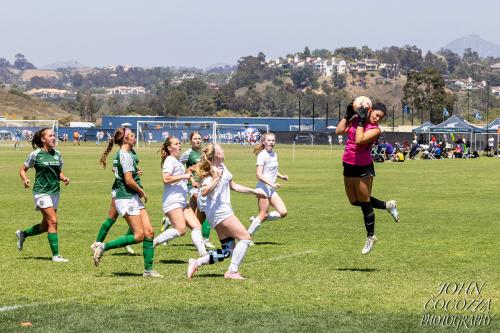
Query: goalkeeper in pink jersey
336,96,400,255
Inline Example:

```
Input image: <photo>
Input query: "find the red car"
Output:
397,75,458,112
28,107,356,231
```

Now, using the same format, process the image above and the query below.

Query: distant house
364,59,379,71
491,86,500,96
27,88,72,99
106,86,146,95
490,63,500,71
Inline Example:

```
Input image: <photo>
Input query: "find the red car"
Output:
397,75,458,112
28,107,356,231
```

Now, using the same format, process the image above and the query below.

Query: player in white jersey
153,137,208,260
248,133,288,243
186,144,266,280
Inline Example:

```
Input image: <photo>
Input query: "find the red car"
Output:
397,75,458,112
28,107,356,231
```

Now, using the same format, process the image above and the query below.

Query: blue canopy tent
412,121,434,143
475,118,500,152
430,115,483,150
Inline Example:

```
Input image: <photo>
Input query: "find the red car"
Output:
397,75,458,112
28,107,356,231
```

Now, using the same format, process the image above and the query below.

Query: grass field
0,142,499,332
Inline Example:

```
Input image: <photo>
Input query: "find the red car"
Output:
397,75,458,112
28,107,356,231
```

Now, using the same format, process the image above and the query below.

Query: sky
1,0,498,69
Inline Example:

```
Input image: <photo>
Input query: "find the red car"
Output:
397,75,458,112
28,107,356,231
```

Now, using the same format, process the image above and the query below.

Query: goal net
214,123,269,144
136,121,217,147
0,119,58,146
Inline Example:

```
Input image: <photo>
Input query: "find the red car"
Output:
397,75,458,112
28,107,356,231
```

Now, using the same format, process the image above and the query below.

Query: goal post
0,119,58,146
214,123,269,144
136,120,217,148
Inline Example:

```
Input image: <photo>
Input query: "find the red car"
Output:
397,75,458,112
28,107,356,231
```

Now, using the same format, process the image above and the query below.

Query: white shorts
33,194,60,210
205,203,233,229
188,187,198,197
115,195,145,217
162,200,187,214
197,194,207,213
111,190,116,199
256,182,277,198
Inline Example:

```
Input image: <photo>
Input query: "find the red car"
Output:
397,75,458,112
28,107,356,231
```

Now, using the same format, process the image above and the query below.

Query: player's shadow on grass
18,256,52,261
111,272,144,277
110,253,141,257
334,268,377,272
253,241,284,246
159,259,186,265
197,273,225,278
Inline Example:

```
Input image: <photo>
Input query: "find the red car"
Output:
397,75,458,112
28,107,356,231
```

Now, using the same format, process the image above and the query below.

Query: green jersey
113,149,143,199
111,149,141,191
24,148,63,195
180,147,202,188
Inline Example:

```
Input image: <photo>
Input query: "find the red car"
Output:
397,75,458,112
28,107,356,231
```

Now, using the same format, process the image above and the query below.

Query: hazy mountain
444,35,500,58
41,61,86,70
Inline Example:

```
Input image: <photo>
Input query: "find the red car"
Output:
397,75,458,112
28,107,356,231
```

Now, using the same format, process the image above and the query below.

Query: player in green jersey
93,127,161,277
90,149,141,255
16,128,70,262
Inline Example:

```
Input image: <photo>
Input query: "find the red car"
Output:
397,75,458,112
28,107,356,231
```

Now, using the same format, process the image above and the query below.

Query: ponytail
100,127,127,169
196,143,216,179
31,128,50,150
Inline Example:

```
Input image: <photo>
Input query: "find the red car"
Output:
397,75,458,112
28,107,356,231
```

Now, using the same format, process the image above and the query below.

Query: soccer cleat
361,235,377,255
249,240,256,246
15,230,25,251
386,200,400,223
160,217,171,232
52,255,69,263
187,258,199,279
224,271,246,280
143,270,163,278
249,216,255,222
203,238,215,249
90,242,98,252
93,242,105,266
125,245,135,255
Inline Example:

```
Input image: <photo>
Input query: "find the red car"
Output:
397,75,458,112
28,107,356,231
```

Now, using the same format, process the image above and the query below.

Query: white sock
228,239,251,272
191,228,207,256
266,211,282,221
248,216,262,236
196,253,210,266
153,228,180,247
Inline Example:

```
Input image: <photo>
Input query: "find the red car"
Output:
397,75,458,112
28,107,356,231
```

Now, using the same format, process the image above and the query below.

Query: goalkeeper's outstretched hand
343,103,355,121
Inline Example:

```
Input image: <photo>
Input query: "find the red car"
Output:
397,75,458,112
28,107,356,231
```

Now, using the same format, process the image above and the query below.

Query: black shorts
343,162,375,178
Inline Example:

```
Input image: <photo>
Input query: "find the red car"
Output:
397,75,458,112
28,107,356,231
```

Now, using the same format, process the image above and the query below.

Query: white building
106,86,146,95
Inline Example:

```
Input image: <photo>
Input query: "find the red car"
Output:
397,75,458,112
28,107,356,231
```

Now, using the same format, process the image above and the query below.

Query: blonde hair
196,143,217,179
352,96,372,111
253,132,276,155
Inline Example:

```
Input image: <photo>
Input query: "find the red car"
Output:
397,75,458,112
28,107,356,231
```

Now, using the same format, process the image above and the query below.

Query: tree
0,58,11,68
77,93,99,122
438,48,461,74
312,49,331,59
257,52,266,63
334,47,360,60
14,53,36,70
291,66,316,90
303,46,311,58
402,68,454,123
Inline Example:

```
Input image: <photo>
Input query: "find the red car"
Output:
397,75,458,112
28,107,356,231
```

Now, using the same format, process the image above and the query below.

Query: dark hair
100,127,129,168
372,102,387,114
189,131,201,141
31,128,51,149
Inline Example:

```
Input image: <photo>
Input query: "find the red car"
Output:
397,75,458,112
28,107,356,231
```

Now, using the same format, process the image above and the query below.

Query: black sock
370,197,386,210
350,201,361,206
360,202,375,237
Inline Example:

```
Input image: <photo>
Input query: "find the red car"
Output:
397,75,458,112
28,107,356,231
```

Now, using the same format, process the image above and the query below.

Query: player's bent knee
134,231,145,243
280,210,288,218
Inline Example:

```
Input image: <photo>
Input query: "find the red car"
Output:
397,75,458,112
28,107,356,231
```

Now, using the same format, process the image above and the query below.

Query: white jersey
202,163,233,226
488,137,494,147
256,149,278,189
162,156,188,209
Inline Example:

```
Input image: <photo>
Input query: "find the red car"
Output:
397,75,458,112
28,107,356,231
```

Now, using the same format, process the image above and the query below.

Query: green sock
47,233,59,256
96,218,116,242
125,227,133,236
201,219,211,239
143,237,154,271
104,235,135,251
23,224,43,238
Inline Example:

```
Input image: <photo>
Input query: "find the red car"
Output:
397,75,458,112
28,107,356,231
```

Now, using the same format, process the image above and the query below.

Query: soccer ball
353,96,372,111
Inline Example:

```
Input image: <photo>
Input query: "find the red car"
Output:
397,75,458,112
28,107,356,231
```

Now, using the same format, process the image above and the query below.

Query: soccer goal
214,123,270,144
0,119,58,147
136,120,217,147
